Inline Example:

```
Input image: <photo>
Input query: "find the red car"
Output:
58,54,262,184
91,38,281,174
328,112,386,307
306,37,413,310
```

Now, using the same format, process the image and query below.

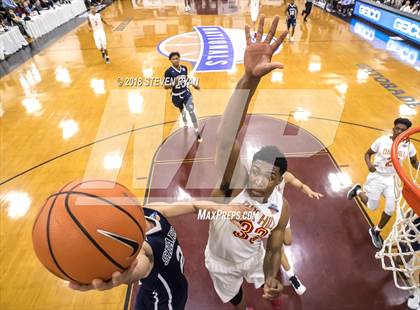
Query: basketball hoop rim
391,126,420,214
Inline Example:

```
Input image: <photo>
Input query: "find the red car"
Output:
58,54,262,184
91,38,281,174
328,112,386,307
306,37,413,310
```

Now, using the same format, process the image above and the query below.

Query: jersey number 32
233,220,269,244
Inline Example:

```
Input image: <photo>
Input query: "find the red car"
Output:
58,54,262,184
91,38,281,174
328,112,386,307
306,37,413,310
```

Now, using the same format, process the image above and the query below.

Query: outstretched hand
68,259,138,292
244,15,287,79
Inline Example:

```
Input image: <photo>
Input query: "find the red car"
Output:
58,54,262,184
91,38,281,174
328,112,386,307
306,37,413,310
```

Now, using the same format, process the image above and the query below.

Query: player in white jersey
208,16,290,310
88,6,112,64
347,118,418,249
274,172,323,295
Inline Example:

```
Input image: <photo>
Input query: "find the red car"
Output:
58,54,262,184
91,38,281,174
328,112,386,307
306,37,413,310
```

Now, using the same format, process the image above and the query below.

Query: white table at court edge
0,26,28,60
24,0,86,39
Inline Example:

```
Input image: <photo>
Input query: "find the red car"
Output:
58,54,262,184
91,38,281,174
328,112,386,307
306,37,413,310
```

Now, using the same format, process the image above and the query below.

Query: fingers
263,62,284,74
264,15,279,43
111,271,123,286
245,24,251,46
256,15,265,42
262,286,281,300
68,281,94,292
271,30,288,51
92,278,112,291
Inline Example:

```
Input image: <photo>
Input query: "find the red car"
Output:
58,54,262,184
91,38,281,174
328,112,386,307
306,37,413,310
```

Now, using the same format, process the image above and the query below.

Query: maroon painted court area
126,116,407,310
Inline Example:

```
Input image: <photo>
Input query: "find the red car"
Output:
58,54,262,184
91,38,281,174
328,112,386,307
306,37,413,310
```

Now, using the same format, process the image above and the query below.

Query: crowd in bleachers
377,0,420,14
0,0,103,44
0,0,78,42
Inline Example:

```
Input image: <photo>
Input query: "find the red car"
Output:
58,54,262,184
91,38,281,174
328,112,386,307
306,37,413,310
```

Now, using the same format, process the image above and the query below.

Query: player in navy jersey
164,52,202,143
301,0,313,22
68,201,248,310
285,0,298,39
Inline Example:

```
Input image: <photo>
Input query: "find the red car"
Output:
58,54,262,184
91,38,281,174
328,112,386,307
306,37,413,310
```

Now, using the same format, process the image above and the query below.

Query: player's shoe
197,133,203,143
347,184,361,200
368,228,383,249
289,275,306,295
105,57,110,64
407,291,420,310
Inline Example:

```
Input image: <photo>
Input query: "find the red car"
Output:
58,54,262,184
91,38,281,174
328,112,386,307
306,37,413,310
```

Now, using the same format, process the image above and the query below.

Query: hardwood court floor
0,0,418,309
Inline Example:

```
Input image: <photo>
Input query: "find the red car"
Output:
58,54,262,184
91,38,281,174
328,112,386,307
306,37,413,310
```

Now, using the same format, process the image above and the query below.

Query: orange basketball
32,180,147,284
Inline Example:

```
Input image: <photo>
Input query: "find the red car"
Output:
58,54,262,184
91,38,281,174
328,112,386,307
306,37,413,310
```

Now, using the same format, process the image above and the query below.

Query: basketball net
375,127,419,291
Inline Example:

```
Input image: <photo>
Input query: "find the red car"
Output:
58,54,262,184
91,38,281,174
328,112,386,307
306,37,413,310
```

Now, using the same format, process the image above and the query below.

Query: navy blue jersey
287,3,298,18
164,65,189,96
135,208,188,310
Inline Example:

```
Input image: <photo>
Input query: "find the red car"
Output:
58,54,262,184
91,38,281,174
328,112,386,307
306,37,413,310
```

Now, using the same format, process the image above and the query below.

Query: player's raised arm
262,199,289,300
283,172,323,199
215,16,287,190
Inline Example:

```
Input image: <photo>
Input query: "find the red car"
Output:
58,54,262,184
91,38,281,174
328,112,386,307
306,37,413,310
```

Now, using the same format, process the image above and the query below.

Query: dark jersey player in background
164,52,202,142
301,0,312,22
69,201,248,309
285,0,298,39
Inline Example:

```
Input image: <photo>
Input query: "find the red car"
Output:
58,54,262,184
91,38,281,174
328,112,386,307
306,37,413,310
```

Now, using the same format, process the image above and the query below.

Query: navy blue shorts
287,17,296,28
172,92,194,112
304,2,312,14
134,280,188,310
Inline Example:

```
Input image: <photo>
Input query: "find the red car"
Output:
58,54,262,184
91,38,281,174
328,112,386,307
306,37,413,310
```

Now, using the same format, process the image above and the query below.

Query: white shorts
363,172,396,201
204,246,265,303
93,30,107,50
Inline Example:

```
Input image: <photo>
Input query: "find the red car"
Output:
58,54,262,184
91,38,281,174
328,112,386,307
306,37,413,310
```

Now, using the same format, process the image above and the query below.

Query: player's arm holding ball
263,199,289,300
69,243,154,292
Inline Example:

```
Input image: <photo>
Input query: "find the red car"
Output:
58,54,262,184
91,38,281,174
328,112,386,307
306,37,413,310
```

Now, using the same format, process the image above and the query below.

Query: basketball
32,180,147,285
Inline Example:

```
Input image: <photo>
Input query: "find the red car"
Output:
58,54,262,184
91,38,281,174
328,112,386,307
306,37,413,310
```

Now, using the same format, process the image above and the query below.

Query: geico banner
354,1,420,44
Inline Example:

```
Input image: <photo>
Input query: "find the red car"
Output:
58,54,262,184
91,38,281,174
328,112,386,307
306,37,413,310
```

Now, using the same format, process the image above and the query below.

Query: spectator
394,0,404,8
0,4,9,20
400,1,415,11
0,17,9,31
39,0,54,9
2,0,16,10
22,1,34,14
412,2,420,13
31,0,44,13
7,9,32,39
